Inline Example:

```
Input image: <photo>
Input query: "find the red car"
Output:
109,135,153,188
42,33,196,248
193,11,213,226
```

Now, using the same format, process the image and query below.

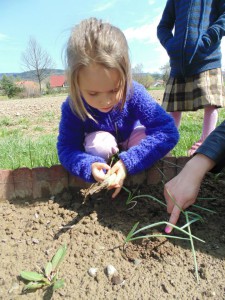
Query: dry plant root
80,173,117,203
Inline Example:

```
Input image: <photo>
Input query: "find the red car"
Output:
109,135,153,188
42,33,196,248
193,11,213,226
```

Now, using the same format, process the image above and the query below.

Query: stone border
0,157,190,201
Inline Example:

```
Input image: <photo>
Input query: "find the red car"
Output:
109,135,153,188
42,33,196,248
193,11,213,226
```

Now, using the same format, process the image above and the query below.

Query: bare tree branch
21,37,55,92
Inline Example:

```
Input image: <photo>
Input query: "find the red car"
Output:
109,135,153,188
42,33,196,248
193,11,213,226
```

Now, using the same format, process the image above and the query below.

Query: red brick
125,171,147,186
162,157,177,182
176,156,190,175
13,168,32,199
32,167,51,199
147,160,163,185
68,173,90,189
0,169,15,200
49,165,69,195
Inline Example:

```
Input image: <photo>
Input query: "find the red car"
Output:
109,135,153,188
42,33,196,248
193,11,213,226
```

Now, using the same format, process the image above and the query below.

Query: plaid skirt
162,68,225,112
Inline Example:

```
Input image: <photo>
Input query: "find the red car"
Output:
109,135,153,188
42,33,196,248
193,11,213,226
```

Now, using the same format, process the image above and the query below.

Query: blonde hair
66,17,132,120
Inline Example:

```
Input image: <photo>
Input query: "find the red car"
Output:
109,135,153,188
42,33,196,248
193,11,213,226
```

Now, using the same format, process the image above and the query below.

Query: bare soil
0,92,225,300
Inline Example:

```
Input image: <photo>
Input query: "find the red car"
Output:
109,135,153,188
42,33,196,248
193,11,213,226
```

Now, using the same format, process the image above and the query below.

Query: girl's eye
111,89,119,93
89,93,98,96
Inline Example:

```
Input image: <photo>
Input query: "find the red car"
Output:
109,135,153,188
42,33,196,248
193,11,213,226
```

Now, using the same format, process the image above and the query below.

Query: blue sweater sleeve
119,84,179,174
57,99,105,182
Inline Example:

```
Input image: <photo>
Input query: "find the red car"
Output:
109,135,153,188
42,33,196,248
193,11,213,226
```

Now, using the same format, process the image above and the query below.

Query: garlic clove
88,267,98,277
105,264,117,277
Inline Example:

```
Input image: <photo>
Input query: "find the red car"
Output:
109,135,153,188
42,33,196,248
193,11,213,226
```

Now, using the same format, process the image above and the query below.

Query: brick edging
0,157,190,201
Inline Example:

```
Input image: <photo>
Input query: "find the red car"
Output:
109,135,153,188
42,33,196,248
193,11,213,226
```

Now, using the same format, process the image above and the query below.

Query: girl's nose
106,98,112,104
100,95,112,105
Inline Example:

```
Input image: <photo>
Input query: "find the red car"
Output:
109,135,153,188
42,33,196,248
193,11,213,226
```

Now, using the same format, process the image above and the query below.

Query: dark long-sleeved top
57,81,179,182
157,0,225,77
196,120,225,173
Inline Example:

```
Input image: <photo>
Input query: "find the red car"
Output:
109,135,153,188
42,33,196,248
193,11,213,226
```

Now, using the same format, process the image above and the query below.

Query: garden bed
0,172,225,299
0,92,225,299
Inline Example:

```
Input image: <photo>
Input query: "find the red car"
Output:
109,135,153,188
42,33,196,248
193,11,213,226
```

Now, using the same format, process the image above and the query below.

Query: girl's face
78,63,122,113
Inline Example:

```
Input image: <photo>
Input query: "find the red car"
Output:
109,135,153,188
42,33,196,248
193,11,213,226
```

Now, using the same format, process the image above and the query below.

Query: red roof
50,75,66,88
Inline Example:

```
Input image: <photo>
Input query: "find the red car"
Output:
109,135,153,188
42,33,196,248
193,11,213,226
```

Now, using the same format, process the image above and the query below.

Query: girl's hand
91,162,110,182
107,159,127,198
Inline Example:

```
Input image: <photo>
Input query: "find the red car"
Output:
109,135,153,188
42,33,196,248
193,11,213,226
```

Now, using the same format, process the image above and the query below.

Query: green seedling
123,187,215,283
20,244,67,292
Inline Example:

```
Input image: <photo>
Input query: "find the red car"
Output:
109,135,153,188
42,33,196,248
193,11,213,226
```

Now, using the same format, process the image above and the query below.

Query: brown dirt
0,92,225,300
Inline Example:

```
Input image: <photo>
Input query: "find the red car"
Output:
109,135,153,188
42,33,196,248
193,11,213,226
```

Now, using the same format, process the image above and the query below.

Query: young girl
57,17,179,198
157,0,225,156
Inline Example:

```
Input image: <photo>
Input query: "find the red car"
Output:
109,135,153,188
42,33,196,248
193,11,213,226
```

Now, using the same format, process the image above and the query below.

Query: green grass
0,134,59,169
0,106,224,169
148,86,165,91
33,126,45,132
0,116,15,126
0,95,9,101
171,108,225,156
0,116,31,127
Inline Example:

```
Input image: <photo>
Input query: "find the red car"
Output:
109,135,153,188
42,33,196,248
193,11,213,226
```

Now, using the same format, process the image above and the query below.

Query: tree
21,37,55,93
132,64,154,89
0,75,22,98
160,62,171,83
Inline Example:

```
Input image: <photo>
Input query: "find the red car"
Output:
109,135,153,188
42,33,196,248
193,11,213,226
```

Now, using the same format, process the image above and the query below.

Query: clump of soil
0,173,225,299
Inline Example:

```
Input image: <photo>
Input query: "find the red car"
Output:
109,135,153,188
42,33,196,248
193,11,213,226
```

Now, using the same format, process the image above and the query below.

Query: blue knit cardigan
57,81,179,182
157,0,225,77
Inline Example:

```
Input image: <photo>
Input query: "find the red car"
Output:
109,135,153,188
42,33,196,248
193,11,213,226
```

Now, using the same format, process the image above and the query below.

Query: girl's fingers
97,163,110,170
112,186,122,198
110,177,124,197
104,160,126,197
92,163,111,182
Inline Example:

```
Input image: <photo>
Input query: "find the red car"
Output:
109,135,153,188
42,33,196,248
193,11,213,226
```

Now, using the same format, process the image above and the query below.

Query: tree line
0,37,171,99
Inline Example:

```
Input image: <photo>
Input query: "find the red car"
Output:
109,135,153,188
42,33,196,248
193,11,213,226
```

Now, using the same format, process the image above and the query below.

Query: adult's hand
164,154,215,233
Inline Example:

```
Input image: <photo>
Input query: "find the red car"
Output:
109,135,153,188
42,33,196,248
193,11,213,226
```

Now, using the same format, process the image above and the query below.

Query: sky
1,0,225,74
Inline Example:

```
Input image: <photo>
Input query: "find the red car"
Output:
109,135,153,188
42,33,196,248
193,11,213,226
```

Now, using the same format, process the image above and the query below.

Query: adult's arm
195,120,225,172
164,154,215,233
164,120,225,232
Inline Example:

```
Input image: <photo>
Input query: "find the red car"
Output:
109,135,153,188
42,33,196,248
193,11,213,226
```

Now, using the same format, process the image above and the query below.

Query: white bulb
106,264,117,276
88,267,98,277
